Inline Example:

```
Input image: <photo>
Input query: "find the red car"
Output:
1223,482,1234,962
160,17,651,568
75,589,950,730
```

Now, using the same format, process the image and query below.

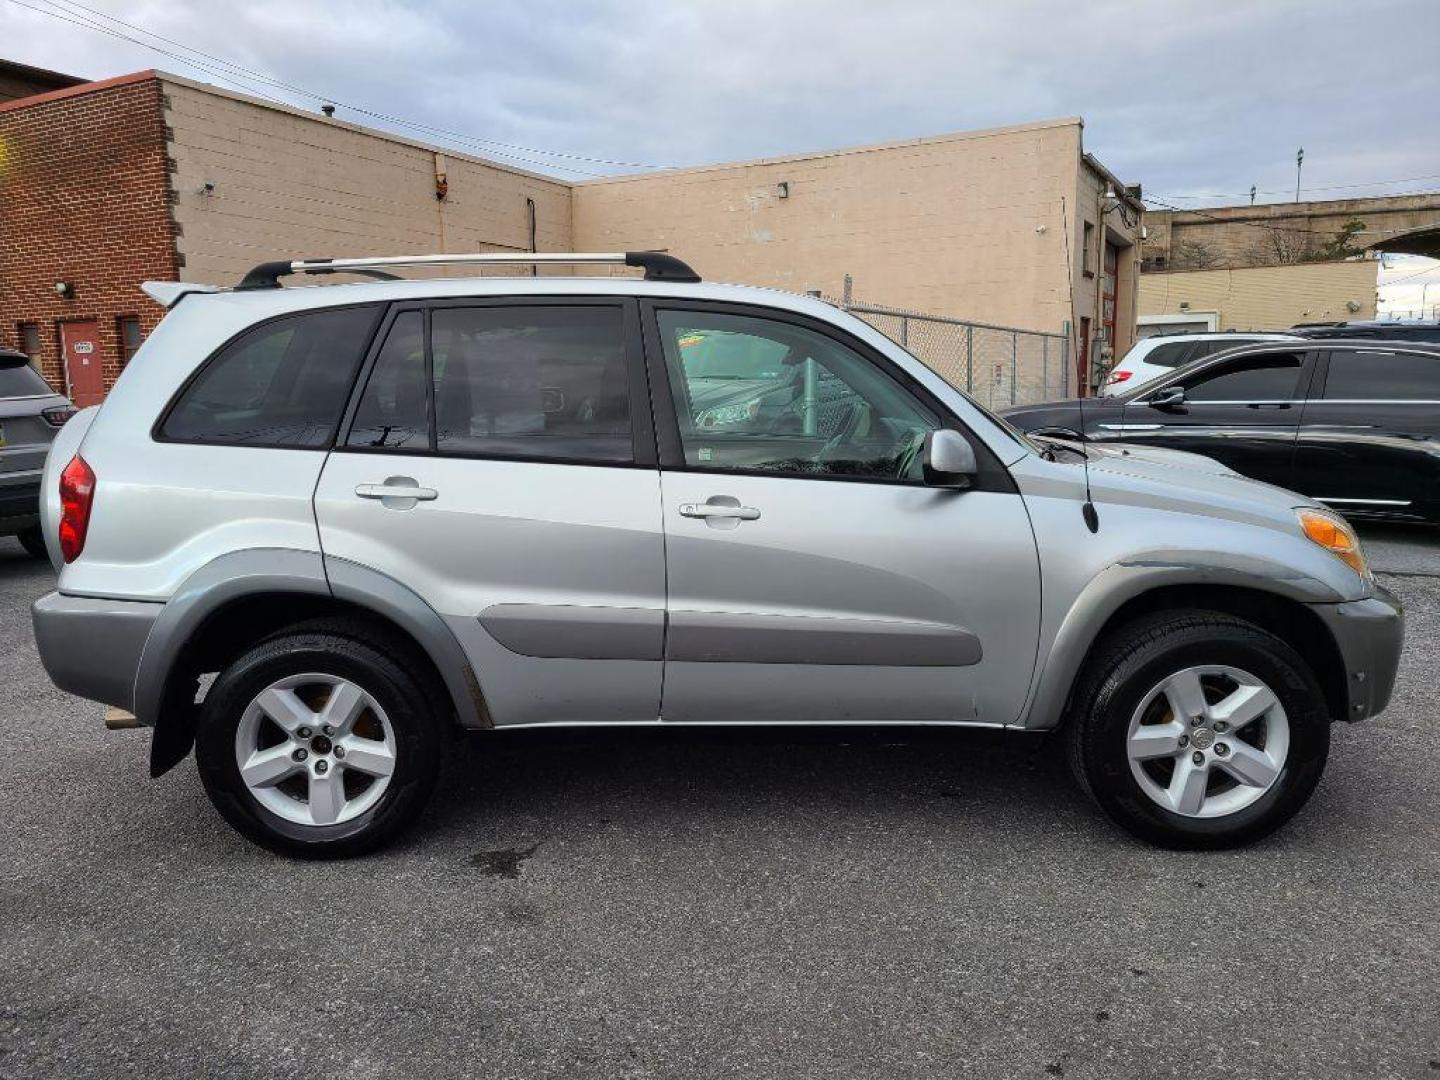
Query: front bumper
32,592,162,714
1311,584,1404,721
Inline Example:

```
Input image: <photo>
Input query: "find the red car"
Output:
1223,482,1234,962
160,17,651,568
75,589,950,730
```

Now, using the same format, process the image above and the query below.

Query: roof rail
235,251,700,290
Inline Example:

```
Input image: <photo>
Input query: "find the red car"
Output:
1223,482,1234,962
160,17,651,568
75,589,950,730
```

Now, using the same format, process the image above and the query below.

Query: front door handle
355,476,437,510
679,502,761,521
679,497,761,530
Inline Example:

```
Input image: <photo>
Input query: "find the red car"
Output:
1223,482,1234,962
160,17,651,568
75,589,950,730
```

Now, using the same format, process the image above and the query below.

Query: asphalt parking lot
1,529,1437,1080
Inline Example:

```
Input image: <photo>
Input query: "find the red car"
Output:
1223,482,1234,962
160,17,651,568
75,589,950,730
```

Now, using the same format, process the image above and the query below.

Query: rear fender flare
138,549,485,776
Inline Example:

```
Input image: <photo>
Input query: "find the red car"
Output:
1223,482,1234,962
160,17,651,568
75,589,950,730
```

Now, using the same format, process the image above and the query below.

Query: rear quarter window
159,306,381,447
1140,341,1197,368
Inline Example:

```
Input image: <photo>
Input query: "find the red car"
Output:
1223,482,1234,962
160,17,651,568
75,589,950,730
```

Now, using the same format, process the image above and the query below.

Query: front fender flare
1016,553,1349,731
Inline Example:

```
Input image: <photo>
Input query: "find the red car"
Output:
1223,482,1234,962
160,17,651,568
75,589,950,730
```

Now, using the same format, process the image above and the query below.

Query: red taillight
41,405,77,427
1107,370,1133,384
58,454,95,563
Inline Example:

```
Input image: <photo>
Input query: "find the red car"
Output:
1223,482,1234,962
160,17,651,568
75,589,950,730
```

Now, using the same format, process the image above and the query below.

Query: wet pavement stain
472,842,541,879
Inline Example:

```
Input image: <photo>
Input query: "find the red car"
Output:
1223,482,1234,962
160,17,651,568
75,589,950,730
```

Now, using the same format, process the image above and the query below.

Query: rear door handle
679,502,760,521
1246,402,1292,410
356,483,438,500
355,476,437,509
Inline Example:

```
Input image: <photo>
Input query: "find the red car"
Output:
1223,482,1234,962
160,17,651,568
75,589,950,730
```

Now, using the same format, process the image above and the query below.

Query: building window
18,323,43,372
118,317,144,364
1082,221,1096,276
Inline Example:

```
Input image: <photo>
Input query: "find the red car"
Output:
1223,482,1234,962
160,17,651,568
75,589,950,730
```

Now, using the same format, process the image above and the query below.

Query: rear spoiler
141,281,222,309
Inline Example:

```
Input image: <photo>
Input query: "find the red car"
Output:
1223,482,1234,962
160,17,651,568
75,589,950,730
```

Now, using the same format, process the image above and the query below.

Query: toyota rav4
31,252,1403,857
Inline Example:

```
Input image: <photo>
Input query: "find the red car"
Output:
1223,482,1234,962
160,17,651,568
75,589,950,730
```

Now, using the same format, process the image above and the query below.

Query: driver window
656,309,939,481
1180,353,1304,402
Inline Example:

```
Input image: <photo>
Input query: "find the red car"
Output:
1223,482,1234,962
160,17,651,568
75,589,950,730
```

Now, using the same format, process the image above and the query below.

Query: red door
60,321,104,407
1077,316,1091,397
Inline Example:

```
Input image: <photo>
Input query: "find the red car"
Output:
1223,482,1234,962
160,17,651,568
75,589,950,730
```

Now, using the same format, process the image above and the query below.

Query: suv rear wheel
195,623,444,858
17,524,47,560
1067,610,1330,849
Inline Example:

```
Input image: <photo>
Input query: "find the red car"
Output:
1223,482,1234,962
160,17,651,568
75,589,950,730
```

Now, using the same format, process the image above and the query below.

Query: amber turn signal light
1297,508,1367,576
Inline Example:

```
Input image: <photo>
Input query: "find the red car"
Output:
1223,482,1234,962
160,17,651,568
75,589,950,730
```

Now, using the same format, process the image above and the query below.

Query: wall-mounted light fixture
321,103,336,118
777,181,790,199
54,281,74,300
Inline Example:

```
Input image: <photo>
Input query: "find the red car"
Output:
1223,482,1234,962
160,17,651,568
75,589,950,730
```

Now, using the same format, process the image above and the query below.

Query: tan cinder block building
574,119,1144,379
1137,260,1378,334
2,68,1142,401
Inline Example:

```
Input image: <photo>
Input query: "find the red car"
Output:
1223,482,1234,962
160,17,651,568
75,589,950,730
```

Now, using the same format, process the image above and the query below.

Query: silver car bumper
32,592,162,714
1312,584,1404,721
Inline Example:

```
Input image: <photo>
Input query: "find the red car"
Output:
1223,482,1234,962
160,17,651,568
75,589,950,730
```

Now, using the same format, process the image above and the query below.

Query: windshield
882,340,1044,452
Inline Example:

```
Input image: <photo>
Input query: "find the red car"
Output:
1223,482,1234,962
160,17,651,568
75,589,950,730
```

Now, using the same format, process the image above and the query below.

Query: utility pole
1295,148,1304,203
1249,185,1257,206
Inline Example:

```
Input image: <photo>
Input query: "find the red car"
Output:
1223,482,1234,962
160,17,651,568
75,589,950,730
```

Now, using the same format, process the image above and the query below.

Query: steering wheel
817,401,869,461
893,429,927,479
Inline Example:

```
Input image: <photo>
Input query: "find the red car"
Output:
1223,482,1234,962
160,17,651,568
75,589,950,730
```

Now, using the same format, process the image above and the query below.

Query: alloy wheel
1126,664,1290,819
234,672,397,827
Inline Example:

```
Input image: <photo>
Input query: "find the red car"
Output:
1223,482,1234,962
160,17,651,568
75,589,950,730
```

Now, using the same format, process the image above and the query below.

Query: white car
1102,332,1301,397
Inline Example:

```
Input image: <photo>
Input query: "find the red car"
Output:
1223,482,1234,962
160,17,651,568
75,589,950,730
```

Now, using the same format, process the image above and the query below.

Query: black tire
195,621,445,858
16,524,48,560
1066,609,1330,850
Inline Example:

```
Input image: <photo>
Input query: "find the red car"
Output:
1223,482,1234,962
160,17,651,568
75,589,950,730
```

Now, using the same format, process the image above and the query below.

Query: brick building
1,67,1143,403
0,57,82,105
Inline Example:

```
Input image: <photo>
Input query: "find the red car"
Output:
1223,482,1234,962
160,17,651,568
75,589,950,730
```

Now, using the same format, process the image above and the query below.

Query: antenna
1059,196,1100,533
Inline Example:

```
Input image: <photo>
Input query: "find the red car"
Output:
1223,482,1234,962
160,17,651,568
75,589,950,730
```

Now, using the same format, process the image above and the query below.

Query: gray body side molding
479,604,664,661
1018,557,1352,730
667,611,983,666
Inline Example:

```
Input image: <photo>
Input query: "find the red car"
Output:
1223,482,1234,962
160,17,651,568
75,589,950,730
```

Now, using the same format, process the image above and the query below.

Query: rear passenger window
1323,350,1440,400
347,312,427,449
430,306,631,462
162,307,380,447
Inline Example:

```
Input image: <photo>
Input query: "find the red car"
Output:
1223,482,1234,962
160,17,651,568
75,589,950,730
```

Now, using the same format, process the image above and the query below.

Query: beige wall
1138,260,1378,330
161,76,573,287
573,119,1094,338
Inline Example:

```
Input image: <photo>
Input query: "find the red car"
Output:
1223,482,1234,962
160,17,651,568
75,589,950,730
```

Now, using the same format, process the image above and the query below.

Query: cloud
2,0,1437,204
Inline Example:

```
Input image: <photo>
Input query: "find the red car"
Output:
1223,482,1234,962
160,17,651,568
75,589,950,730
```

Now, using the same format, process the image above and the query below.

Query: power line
5,0,673,177
36,0,665,173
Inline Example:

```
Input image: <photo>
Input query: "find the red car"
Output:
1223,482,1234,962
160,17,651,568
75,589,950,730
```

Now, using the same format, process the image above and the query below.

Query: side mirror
1149,385,1186,410
922,429,976,489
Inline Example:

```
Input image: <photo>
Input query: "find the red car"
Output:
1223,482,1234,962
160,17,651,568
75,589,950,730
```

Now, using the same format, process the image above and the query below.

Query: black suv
1290,320,1440,344
1004,339,1440,524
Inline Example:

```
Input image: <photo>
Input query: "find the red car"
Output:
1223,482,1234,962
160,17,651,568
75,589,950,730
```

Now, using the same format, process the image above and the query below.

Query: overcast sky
3,0,1439,212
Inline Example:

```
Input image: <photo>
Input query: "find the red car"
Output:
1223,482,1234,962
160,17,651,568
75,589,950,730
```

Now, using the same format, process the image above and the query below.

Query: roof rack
236,251,700,290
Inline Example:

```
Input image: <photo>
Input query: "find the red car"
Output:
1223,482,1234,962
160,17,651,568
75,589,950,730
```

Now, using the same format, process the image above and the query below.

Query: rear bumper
1311,584,1404,721
32,592,162,714
0,470,41,528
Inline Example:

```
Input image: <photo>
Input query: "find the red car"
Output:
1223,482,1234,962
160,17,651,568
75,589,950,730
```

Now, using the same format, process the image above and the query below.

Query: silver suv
31,252,1404,857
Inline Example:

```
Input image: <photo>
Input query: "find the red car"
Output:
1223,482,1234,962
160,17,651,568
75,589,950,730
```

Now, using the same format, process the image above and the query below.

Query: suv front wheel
1068,610,1330,849
196,622,444,858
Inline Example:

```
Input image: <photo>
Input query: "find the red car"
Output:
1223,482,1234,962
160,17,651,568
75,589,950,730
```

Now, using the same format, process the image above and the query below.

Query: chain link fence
829,297,1071,408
